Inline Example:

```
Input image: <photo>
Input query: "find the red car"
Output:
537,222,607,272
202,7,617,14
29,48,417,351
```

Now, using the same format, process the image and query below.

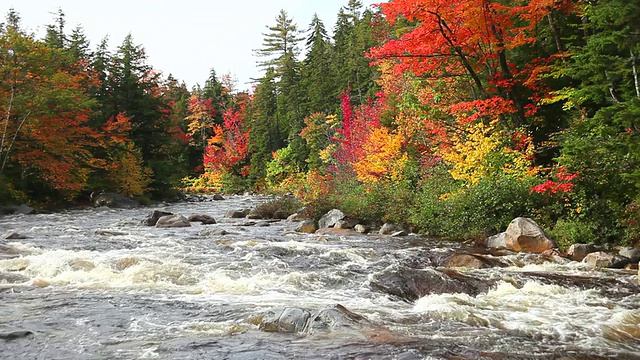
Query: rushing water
0,196,638,360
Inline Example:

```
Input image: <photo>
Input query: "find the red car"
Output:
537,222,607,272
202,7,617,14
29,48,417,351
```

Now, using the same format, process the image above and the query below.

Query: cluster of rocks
141,210,217,228
292,208,407,237
477,217,640,270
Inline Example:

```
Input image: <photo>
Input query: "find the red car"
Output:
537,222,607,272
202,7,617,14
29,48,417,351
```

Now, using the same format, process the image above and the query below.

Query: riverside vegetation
2,1,640,250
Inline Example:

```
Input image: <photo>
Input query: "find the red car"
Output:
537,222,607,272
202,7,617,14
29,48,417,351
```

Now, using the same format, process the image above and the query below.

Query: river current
0,196,638,359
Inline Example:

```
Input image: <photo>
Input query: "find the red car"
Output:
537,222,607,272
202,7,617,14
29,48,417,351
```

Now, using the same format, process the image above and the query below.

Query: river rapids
0,196,638,359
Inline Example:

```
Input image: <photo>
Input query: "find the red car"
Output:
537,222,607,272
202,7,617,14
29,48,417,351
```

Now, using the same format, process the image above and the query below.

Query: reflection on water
0,195,638,359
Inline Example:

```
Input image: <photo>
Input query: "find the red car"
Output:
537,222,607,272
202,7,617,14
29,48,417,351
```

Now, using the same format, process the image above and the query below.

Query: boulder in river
295,220,317,234
318,209,346,229
259,307,311,333
369,265,494,301
91,192,138,208
156,215,191,228
479,232,508,250
379,222,400,235
582,251,629,269
354,224,370,234
259,304,379,336
504,217,556,253
567,243,594,261
188,214,217,225
212,194,225,201
142,210,174,226
225,209,250,218
618,247,640,262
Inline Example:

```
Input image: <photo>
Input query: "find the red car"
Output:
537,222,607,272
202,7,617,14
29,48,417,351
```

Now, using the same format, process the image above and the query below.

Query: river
0,196,638,359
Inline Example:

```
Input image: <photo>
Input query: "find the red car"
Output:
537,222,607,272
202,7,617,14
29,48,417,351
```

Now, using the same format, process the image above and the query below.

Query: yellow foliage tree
353,127,409,184
439,120,538,185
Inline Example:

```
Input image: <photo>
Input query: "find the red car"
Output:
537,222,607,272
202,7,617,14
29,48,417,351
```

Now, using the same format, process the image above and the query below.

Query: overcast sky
1,0,379,91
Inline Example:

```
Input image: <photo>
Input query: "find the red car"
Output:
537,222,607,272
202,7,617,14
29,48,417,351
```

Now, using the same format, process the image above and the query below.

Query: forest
1,0,640,248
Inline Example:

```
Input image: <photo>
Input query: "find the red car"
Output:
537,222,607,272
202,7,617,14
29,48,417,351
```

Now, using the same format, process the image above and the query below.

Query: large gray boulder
156,215,191,228
619,247,640,262
92,192,138,208
505,217,556,253
582,251,629,269
318,209,346,229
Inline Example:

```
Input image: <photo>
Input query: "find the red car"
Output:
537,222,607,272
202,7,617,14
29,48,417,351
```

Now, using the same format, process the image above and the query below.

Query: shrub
252,196,302,219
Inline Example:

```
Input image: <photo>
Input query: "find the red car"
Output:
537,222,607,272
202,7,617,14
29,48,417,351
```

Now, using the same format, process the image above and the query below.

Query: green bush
410,170,541,240
549,218,600,250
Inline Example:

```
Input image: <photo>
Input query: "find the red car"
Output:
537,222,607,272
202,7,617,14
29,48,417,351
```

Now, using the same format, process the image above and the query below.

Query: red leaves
203,106,249,172
331,91,381,166
530,167,578,194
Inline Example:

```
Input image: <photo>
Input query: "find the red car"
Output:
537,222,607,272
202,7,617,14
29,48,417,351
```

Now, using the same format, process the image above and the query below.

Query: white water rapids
0,196,638,359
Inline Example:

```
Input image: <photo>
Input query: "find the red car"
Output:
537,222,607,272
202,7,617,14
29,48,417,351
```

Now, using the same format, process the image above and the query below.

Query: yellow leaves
353,127,409,184
107,143,153,197
439,120,537,185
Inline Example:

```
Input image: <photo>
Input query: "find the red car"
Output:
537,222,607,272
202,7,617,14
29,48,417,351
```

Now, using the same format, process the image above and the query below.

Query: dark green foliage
410,169,541,240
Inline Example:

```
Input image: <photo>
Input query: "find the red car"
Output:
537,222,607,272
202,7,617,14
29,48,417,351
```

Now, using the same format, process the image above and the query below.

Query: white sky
1,0,379,91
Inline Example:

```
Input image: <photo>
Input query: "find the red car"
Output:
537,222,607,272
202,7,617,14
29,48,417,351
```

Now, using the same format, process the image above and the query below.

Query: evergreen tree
300,14,337,115
248,67,279,183
44,8,66,49
256,9,304,72
332,0,379,105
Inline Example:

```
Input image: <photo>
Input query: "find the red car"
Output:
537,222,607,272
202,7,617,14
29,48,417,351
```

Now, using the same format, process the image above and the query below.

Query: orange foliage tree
0,26,100,198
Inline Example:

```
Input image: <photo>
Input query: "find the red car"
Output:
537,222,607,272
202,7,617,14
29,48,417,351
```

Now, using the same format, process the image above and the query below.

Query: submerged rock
2,232,28,240
259,307,312,333
505,217,556,253
369,265,493,301
258,304,378,336
156,215,191,228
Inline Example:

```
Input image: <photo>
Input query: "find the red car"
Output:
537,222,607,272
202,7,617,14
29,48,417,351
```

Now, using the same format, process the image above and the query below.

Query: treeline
2,1,640,248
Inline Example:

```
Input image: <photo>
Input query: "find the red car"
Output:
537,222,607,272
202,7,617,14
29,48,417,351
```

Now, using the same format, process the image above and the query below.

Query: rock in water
295,220,317,234
567,243,594,261
259,308,311,333
505,217,556,253
369,265,493,301
142,210,174,226
318,209,346,229
156,215,191,228
187,214,217,225
582,251,629,269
